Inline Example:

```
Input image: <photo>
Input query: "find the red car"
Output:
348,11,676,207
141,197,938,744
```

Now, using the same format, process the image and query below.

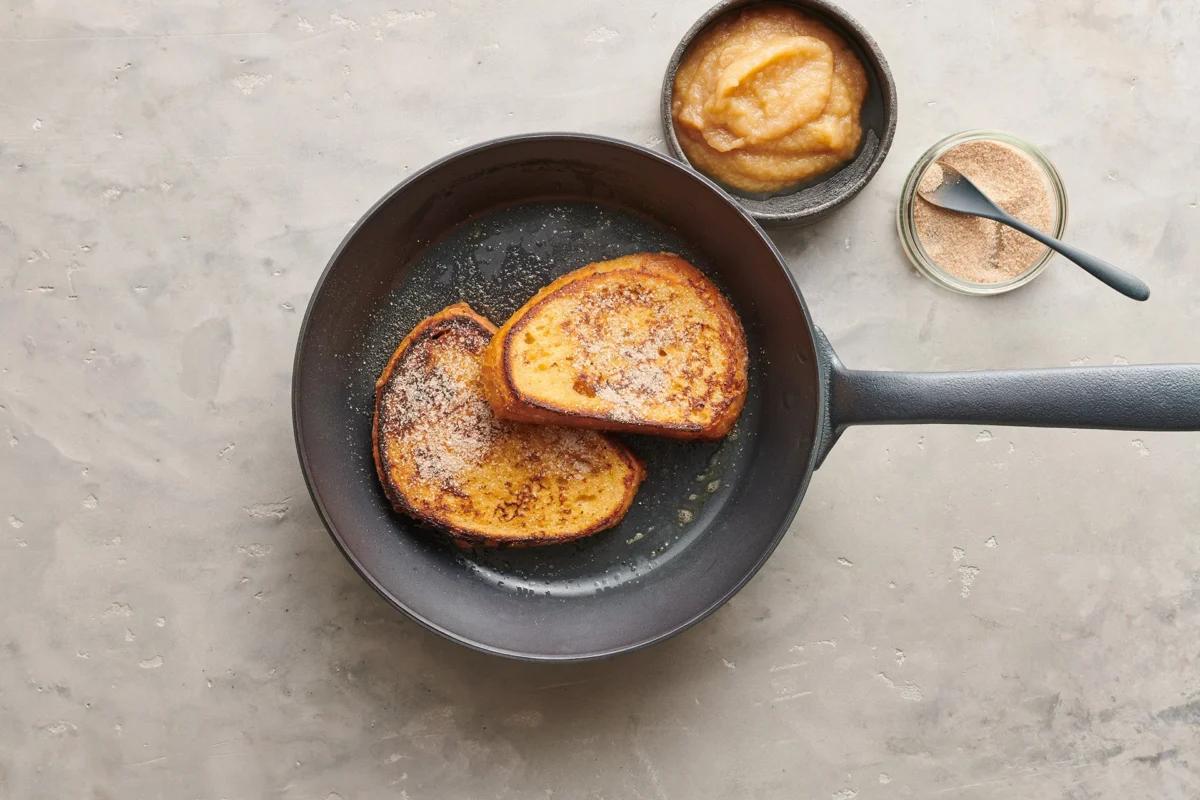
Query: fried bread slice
373,303,643,546
482,253,748,440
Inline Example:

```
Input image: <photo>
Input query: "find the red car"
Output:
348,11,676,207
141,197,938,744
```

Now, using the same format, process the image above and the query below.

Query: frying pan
293,133,1200,662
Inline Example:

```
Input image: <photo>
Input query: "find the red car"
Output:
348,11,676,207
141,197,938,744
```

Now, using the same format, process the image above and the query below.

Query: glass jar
897,130,1069,295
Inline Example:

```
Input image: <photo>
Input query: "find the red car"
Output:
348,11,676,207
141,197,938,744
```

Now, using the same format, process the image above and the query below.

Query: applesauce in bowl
661,0,897,226
671,3,868,195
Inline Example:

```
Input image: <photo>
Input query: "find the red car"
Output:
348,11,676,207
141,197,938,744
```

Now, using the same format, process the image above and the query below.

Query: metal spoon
919,163,1150,301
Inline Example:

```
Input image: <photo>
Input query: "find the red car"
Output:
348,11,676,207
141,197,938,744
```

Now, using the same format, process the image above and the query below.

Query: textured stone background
2,1,1199,797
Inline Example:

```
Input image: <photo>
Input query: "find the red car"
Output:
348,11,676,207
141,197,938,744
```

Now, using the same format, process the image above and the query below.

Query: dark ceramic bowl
661,0,898,226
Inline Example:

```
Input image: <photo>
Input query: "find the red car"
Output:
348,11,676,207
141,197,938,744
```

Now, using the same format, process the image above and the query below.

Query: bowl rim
660,0,898,225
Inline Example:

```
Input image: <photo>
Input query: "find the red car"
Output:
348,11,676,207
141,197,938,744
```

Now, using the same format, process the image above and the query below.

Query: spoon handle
999,215,1150,301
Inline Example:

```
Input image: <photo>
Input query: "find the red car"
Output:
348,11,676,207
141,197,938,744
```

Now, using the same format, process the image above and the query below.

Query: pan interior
354,200,761,596
295,136,821,658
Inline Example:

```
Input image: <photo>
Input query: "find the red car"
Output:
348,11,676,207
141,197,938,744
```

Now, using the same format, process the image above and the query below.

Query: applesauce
672,4,868,195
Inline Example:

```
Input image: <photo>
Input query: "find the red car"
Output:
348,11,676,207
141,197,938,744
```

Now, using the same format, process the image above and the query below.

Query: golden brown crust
373,303,643,547
481,253,748,440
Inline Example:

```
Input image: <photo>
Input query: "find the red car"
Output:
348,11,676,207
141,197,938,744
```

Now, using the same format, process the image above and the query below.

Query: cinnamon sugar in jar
897,131,1068,295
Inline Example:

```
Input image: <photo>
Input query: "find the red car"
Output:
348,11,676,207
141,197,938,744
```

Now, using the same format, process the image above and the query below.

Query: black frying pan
293,134,1200,662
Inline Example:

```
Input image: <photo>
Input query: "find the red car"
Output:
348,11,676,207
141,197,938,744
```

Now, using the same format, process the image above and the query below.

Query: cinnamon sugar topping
913,139,1057,284
568,282,682,420
380,320,613,492
380,323,504,489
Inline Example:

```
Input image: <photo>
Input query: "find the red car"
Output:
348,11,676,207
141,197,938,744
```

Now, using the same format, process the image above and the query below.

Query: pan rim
291,131,823,662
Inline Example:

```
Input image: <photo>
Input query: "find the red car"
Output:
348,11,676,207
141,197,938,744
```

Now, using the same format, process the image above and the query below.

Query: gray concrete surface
3,1,1199,797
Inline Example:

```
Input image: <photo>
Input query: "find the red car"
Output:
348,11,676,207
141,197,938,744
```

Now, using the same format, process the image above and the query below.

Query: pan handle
829,361,1200,433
